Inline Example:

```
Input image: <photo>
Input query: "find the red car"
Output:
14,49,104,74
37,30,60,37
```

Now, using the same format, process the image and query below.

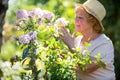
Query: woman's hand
58,27,75,52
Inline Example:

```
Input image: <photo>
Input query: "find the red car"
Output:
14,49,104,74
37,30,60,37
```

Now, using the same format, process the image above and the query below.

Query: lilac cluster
19,31,37,44
16,9,28,20
15,8,69,44
42,10,54,20
28,31,37,40
14,8,55,31
27,8,43,18
16,8,54,21
19,34,31,44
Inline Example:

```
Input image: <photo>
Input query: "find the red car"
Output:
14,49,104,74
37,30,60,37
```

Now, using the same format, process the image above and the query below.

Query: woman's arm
76,56,100,74
59,27,107,74
59,27,76,52
77,40,113,74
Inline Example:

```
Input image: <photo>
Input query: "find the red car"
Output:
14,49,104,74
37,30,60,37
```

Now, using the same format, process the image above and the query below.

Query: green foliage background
1,0,120,79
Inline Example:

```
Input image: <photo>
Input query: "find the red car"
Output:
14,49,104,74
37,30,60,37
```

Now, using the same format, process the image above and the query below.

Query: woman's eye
76,17,83,20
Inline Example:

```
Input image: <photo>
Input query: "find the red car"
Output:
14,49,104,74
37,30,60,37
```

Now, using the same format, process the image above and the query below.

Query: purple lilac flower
14,20,25,27
38,12,43,19
55,18,69,27
16,9,28,20
27,10,35,18
14,21,19,26
42,10,54,20
33,8,43,18
13,36,19,41
28,8,43,18
14,20,25,30
19,21,25,26
28,31,37,40
19,34,31,44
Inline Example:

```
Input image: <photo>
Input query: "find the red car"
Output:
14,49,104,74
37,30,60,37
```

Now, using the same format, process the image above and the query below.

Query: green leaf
22,48,29,59
75,32,82,37
83,42,91,48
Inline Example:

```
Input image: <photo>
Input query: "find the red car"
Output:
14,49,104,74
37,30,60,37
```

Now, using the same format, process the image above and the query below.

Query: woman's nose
75,19,80,25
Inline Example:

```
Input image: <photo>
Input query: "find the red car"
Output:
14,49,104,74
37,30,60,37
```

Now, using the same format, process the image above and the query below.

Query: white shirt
75,34,115,80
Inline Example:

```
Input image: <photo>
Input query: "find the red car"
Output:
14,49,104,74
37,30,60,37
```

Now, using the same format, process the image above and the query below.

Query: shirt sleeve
91,40,114,65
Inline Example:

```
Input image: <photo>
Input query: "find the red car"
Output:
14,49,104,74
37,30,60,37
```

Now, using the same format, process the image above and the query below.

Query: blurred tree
75,0,86,3
0,0,9,52
99,0,120,80
33,0,49,5
53,0,65,18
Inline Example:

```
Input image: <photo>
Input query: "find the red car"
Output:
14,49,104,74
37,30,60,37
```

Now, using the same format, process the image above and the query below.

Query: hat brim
83,6,104,31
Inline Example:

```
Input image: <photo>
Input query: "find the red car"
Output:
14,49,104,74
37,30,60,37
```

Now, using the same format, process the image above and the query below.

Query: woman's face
75,8,92,33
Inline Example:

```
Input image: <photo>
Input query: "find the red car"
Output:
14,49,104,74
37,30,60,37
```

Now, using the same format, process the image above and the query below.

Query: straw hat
75,0,106,31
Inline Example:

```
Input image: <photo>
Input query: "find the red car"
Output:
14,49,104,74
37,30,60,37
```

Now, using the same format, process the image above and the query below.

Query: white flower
55,17,69,27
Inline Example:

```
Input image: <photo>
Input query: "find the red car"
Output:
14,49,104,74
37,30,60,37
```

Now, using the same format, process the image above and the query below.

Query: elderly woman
59,0,115,80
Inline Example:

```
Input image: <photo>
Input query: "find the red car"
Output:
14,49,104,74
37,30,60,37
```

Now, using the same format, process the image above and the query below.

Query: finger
62,27,69,33
59,35,65,43
61,28,70,37
60,28,66,35
58,27,66,35
58,32,68,42
72,32,76,38
58,32,64,38
58,28,62,33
